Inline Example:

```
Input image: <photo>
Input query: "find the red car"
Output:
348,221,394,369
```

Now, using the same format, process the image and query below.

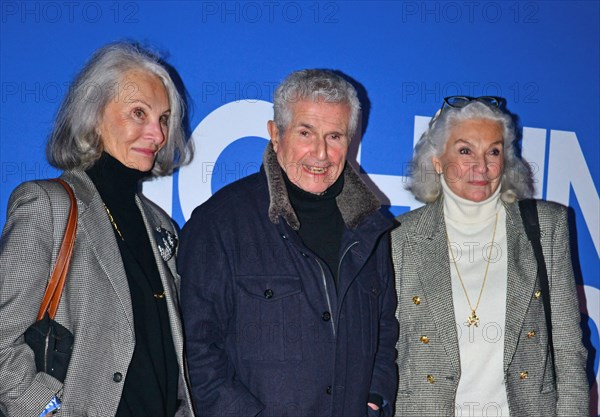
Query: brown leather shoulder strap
37,178,78,320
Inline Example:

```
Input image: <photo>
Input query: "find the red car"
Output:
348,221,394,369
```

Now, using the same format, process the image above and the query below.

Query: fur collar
263,142,381,230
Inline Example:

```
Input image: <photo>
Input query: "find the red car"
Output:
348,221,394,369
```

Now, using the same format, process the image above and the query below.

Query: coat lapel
503,201,538,371
410,199,461,374
136,196,183,345
137,195,194,412
62,170,135,331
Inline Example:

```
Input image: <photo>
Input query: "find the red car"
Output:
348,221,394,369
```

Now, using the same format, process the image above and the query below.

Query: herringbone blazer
391,198,588,417
0,170,195,417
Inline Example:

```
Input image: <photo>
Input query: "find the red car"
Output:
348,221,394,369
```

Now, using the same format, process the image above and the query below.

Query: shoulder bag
23,178,78,383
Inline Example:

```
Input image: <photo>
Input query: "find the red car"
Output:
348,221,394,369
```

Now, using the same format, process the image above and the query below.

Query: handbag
23,178,78,383
519,199,555,370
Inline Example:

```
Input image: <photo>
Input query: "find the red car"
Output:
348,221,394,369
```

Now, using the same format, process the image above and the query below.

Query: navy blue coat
179,145,398,417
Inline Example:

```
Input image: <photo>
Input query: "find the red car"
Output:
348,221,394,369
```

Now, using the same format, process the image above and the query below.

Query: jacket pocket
236,275,304,362
356,276,381,356
540,344,557,394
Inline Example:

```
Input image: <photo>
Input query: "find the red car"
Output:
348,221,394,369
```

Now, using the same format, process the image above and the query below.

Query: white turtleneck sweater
441,176,510,417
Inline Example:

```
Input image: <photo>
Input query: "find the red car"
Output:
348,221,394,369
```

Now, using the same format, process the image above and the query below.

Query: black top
86,153,179,417
283,169,345,287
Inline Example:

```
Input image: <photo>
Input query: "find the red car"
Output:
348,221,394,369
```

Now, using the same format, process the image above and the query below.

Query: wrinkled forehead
114,69,167,101
289,99,351,128
444,118,504,146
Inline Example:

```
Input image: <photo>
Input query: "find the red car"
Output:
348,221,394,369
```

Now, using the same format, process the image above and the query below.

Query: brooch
154,226,177,262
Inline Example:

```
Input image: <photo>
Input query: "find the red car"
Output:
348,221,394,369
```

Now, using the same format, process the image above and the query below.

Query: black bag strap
519,199,554,364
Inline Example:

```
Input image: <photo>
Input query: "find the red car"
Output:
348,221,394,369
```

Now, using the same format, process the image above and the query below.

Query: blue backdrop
1,1,598,414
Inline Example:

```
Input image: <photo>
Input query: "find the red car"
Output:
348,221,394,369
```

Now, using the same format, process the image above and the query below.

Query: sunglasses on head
441,96,505,111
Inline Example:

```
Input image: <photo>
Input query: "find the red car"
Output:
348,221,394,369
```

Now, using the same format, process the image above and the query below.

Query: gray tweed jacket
391,198,588,417
0,170,194,417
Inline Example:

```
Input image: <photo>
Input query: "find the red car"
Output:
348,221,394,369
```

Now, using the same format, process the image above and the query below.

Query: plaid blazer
0,170,195,417
391,198,588,417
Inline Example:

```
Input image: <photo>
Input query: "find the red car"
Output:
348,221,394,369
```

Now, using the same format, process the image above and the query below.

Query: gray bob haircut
273,69,361,138
46,41,190,176
408,101,534,203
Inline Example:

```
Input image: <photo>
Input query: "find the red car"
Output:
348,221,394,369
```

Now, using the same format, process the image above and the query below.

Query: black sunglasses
442,96,505,110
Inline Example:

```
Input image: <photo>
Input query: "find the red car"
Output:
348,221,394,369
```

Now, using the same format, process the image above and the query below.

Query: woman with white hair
392,97,588,416
0,42,194,416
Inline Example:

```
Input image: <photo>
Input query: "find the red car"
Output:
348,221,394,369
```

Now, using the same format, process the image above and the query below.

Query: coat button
264,289,274,299
534,290,542,299
322,311,331,321
326,385,332,395
527,330,536,338
420,335,430,344
412,296,421,305
519,371,529,380
113,372,123,382
426,374,435,384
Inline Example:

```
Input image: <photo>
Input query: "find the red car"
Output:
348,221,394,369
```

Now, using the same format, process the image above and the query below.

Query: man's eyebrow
294,123,347,136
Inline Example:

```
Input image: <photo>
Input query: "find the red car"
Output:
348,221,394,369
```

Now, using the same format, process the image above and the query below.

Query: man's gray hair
408,101,534,203
273,69,361,138
46,41,190,176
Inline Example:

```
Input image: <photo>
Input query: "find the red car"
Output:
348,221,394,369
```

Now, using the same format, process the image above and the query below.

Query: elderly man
178,69,398,417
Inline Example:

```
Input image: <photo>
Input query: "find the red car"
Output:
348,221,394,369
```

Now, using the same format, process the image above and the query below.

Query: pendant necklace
446,212,499,327
103,204,165,301
104,204,124,241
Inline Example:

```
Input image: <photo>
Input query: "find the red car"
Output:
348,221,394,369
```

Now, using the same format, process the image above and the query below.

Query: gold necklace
104,205,124,241
446,212,499,327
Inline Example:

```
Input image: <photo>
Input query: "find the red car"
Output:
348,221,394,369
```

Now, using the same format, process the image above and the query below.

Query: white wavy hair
46,41,190,176
408,101,534,203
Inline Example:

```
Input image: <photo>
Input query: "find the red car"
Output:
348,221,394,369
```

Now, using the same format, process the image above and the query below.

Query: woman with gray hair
0,42,195,416
392,97,588,416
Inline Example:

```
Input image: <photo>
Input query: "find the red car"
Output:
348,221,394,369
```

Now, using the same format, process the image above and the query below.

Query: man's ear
267,120,280,152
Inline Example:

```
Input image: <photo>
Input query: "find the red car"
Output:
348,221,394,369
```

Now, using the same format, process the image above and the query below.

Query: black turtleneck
86,153,178,417
282,169,346,287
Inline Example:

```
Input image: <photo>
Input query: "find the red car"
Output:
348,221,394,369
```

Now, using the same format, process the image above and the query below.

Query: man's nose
312,137,327,160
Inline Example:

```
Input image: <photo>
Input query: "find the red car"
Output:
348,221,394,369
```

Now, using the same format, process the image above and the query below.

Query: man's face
268,99,351,194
